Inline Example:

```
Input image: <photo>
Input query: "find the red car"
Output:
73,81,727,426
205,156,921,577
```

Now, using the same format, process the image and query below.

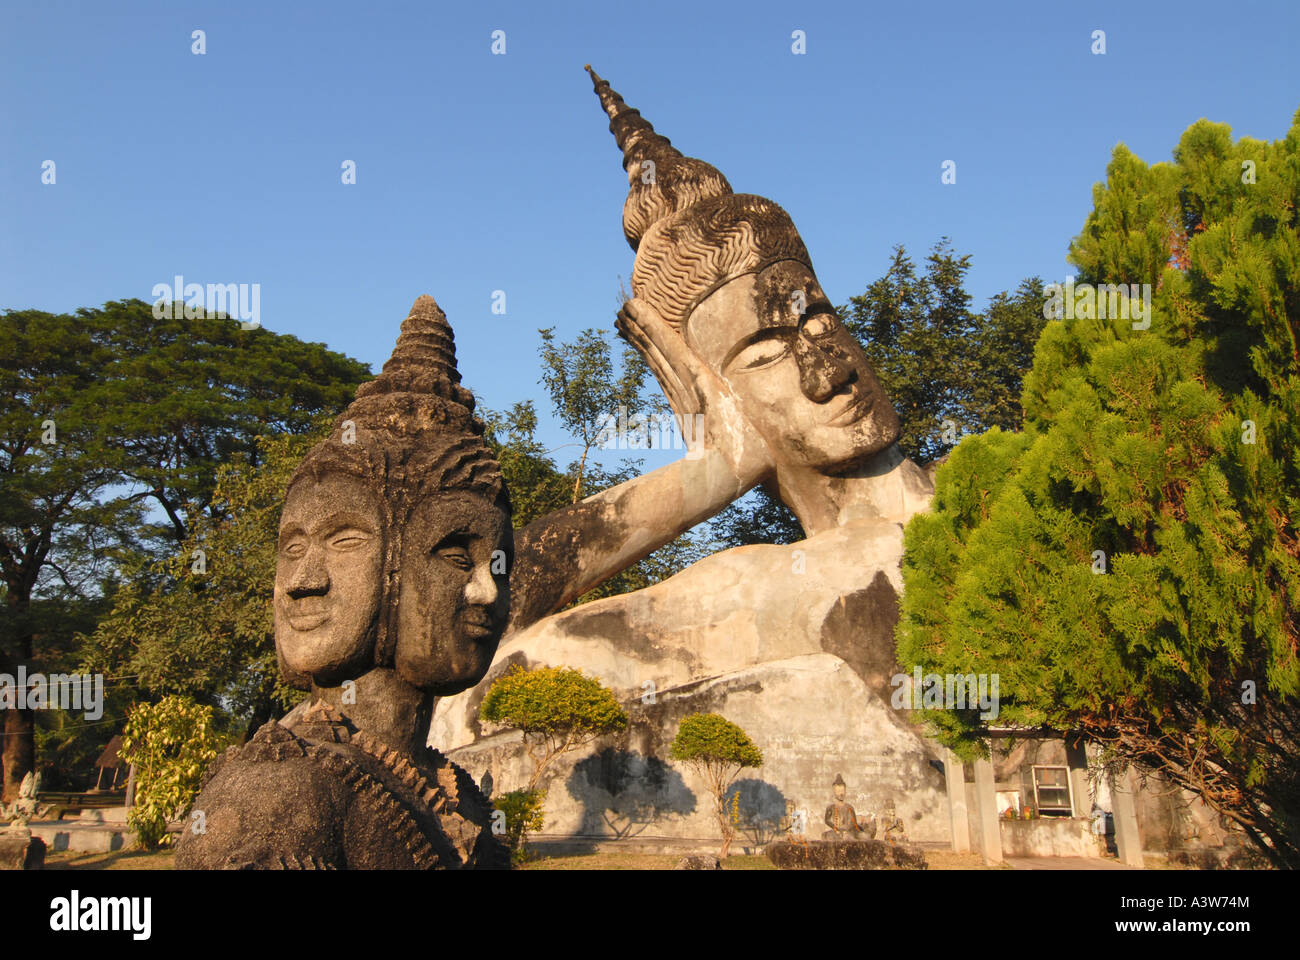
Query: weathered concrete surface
999,818,1107,858
1005,856,1137,871
0,830,45,869
1110,767,1145,868
433,71,950,850
766,838,928,870
434,455,949,843
439,651,950,844
973,756,1003,864
442,514,917,709
944,750,971,853
27,821,125,854
179,296,512,870
1166,839,1271,869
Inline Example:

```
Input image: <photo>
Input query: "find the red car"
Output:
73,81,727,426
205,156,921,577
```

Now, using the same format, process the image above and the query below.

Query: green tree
0,306,143,799
897,110,1300,867
839,240,1048,465
482,401,574,529
537,326,665,504
480,665,628,857
97,301,369,545
83,426,328,734
707,488,804,549
27,593,127,791
0,299,367,797
480,665,628,791
670,712,762,858
491,789,546,864
481,394,702,606
120,694,226,849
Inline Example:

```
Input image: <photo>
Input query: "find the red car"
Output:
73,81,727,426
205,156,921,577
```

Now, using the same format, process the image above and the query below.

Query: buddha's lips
285,598,330,630
828,392,871,426
461,608,496,639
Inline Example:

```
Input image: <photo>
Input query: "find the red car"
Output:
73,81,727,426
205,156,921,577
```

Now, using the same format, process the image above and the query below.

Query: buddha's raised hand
617,297,775,488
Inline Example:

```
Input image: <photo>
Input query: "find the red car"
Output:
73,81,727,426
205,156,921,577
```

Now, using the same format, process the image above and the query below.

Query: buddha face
394,492,512,695
684,261,900,472
275,475,385,686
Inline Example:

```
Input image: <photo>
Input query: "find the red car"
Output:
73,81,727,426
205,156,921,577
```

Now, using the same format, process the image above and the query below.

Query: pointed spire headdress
586,66,814,333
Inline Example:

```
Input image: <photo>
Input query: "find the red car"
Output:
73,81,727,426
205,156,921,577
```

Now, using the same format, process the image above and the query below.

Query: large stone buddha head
586,67,900,474
274,296,512,697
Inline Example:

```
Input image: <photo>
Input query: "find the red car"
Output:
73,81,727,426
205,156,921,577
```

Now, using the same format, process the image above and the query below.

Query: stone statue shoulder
176,703,508,869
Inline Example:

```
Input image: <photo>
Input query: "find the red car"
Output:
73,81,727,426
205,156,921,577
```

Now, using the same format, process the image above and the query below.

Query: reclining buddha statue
432,69,946,842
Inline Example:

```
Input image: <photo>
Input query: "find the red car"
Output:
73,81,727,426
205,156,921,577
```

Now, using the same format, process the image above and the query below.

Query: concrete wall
999,818,1106,858
443,653,952,844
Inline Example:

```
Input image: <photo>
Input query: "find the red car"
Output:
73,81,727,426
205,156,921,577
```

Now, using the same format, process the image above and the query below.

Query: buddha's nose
287,545,329,597
464,561,498,606
794,335,853,403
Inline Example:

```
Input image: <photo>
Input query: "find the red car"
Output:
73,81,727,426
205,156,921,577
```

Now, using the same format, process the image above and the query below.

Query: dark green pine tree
897,110,1300,867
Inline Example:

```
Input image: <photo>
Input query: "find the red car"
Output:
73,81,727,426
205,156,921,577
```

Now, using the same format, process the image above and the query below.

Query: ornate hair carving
587,66,815,331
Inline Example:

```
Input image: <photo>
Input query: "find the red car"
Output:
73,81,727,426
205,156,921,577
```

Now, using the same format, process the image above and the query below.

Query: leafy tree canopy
897,109,1300,866
481,665,628,738
1,299,366,797
670,712,763,769
82,426,327,731
481,665,629,793
120,694,226,849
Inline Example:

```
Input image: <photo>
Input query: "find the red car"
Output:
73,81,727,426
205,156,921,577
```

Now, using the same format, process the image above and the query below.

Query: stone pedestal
765,838,928,870
0,829,46,870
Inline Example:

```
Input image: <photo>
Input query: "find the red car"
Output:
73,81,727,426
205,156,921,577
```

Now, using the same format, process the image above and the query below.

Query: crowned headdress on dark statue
282,295,507,684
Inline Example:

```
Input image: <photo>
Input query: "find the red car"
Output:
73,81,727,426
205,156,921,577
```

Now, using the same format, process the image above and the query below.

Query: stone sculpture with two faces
177,296,512,869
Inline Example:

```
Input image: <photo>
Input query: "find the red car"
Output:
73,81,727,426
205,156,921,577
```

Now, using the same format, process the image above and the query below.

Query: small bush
493,788,546,863
480,665,628,790
120,695,224,849
671,713,762,858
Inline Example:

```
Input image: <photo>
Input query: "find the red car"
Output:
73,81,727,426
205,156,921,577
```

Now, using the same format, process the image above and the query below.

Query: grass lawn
44,848,176,870
518,852,777,870
518,849,989,869
41,847,986,870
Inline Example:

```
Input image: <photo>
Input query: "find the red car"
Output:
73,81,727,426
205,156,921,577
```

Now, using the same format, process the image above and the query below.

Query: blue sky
3,0,1297,471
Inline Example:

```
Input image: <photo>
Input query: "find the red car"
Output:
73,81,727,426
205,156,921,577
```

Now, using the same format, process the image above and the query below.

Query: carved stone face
395,492,512,696
685,261,900,472
275,475,385,686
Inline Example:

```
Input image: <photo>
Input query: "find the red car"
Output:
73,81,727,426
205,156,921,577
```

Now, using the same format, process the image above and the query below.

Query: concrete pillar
1110,767,1144,867
1065,738,1091,819
944,749,971,853
973,753,1002,865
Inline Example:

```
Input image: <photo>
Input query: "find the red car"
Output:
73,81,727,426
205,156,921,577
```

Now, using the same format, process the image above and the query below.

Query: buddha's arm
508,297,774,633
508,444,762,633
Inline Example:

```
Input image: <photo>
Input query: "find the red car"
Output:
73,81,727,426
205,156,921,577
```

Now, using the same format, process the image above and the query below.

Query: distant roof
96,735,123,768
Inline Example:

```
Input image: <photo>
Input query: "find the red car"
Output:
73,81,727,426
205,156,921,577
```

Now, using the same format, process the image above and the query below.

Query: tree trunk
2,707,34,803
0,620,35,802
570,446,590,505
716,792,733,860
